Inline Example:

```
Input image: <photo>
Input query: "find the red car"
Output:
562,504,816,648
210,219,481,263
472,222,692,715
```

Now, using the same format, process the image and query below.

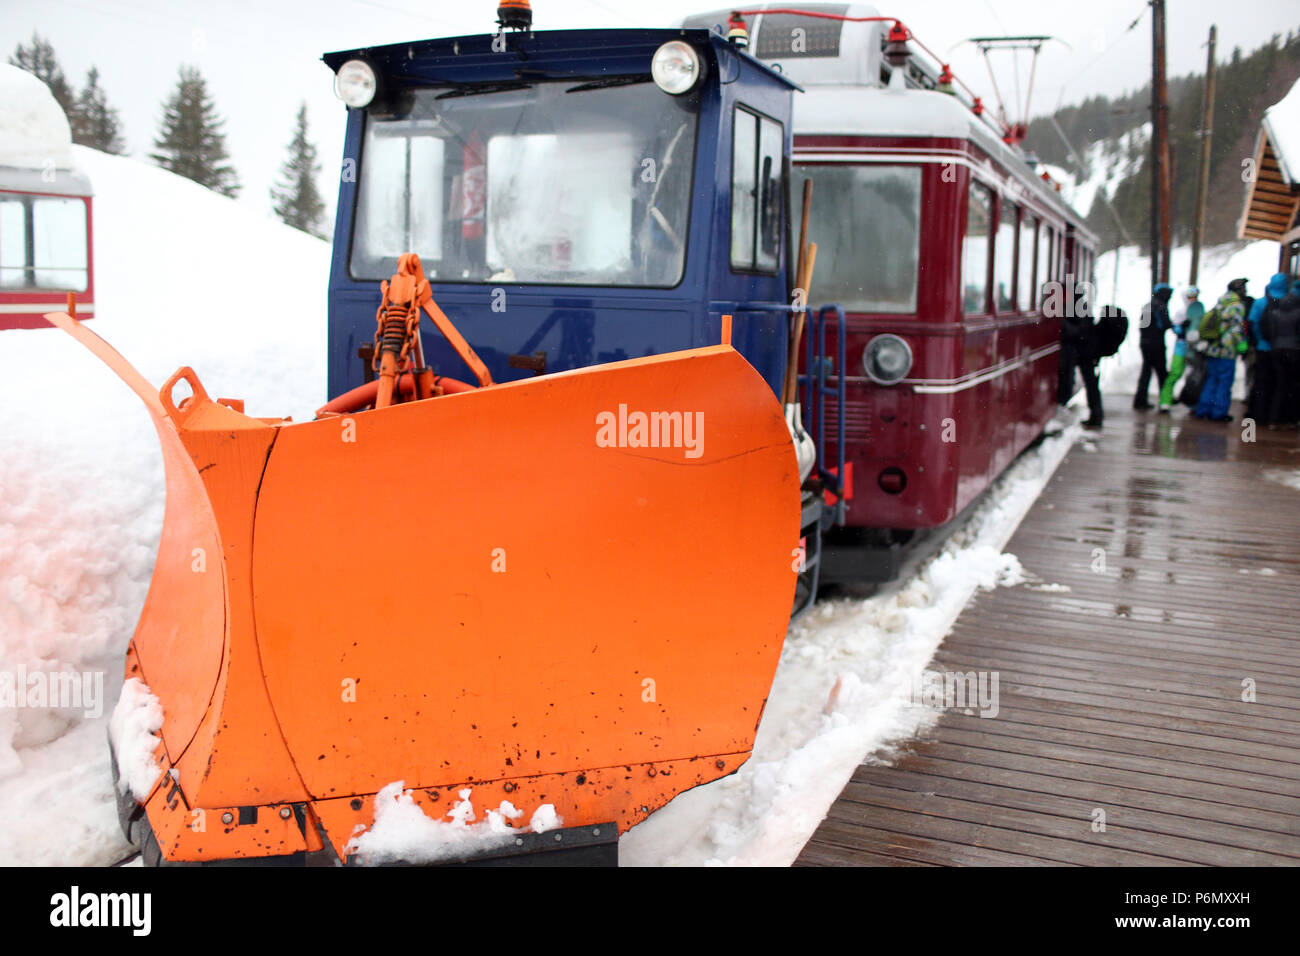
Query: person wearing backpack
1245,272,1289,425
1160,286,1204,412
1262,281,1300,428
1058,292,1106,428
1194,279,1249,422
1134,283,1174,410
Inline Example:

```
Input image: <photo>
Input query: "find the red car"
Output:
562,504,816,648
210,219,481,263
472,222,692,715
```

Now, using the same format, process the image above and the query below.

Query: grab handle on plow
159,367,211,425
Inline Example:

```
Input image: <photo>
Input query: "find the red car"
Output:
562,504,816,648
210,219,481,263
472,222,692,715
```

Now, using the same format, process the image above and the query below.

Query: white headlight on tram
652,41,703,95
862,334,913,385
335,59,379,108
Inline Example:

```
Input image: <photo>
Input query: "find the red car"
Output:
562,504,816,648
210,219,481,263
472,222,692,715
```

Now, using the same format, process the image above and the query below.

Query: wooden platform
797,401,1300,867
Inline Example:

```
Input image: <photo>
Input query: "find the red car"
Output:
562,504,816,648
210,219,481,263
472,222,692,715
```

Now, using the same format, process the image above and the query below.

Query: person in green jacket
1160,286,1204,412
1194,279,1249,421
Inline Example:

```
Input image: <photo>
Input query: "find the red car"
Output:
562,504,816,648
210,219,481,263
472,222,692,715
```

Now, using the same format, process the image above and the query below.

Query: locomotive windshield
350,81,699,287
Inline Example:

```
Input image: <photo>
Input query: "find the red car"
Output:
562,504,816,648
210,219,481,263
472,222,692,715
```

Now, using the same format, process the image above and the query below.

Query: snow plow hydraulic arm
373,253,493,409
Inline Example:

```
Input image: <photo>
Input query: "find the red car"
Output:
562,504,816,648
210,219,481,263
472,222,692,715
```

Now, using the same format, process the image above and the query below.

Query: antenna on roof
952,35,1068,145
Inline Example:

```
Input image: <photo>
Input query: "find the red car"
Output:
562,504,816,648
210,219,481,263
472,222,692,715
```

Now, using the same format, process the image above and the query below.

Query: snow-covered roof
1263,76,1300,187
0,64,75,171
1239,77,1300,242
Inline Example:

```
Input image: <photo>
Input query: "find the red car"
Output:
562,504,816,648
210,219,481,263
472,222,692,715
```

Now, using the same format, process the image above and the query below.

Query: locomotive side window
730,106,784,274
994,201,1016,313
963,183,992,314
0,193,88,292
790,164,920,313
1018,215,1036,312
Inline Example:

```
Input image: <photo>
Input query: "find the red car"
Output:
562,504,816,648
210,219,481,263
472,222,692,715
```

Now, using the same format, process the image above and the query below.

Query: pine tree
150,65,240,198
270,103,326,238
72,67,126,154
9,32,76,121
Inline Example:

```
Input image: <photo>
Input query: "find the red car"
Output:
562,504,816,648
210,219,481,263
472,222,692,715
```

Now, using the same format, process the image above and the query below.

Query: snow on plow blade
47,311,799,865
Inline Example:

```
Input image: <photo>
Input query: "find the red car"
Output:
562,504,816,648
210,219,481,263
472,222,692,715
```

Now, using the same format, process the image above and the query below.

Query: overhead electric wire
1054,2,1149,110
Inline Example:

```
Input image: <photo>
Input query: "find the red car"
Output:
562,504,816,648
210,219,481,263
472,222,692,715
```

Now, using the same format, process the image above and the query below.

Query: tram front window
0,193,88,291
791,165,920,313
350,81,698,288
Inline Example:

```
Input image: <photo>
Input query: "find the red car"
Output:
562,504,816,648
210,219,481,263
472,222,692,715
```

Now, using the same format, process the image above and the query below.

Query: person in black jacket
1133,283,1174,410
1059,294,1105,428
1263,282,1300,427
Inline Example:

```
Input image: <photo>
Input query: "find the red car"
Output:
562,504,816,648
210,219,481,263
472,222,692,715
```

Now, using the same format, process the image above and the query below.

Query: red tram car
0,64,95,331
687,5,1099,578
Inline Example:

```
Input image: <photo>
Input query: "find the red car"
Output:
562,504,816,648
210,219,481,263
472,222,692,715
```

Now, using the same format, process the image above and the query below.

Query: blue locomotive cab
323,28,799,400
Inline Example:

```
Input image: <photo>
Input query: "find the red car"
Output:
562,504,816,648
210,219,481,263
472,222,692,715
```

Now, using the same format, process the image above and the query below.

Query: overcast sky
5,0,1298,222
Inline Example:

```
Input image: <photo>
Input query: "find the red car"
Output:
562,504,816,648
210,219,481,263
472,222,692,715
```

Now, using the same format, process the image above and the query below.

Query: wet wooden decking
797,402,1300,866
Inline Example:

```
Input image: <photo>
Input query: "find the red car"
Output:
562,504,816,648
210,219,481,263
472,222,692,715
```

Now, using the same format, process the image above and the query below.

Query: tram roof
796,85,1093,235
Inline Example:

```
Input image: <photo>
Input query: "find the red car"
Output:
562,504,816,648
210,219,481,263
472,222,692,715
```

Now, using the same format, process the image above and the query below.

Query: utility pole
1150,0,1171,286
1190,24,1217,286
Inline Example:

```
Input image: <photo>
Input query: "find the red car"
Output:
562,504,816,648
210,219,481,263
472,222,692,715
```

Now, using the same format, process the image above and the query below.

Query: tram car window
0,193,88,292
791,165,920,313
963,183,992,314
1018,215,1036,312
995,202,1016,313
1038,223,1052,304
753,10,848,60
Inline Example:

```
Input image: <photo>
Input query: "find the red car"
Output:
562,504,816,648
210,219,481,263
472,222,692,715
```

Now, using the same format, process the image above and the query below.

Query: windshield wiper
433,80,531,100
565,74,652,93
425,70,652,99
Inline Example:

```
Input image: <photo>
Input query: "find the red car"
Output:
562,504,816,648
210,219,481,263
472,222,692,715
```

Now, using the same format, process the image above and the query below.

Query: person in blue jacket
1134,283,1174,410
1246,272,1290,425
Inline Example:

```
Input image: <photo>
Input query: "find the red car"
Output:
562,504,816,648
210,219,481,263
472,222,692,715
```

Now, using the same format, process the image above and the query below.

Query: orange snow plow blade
46,310,798,865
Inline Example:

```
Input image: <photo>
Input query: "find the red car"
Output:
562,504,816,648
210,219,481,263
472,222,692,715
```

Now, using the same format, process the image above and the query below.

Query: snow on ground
106,678,163,800
347,784,519,865
1265,469,1300,491
0,145,328,865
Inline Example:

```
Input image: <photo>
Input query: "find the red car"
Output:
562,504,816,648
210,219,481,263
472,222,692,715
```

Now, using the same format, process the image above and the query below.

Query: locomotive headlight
862,334,913,385
652,41,703,95
335,59,378,108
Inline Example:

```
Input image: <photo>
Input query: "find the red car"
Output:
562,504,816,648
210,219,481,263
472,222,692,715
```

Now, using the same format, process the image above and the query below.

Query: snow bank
1264,77,1300,186
0,63,73,169
0,145,328,864
345,782,562,865
106,678,163,799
